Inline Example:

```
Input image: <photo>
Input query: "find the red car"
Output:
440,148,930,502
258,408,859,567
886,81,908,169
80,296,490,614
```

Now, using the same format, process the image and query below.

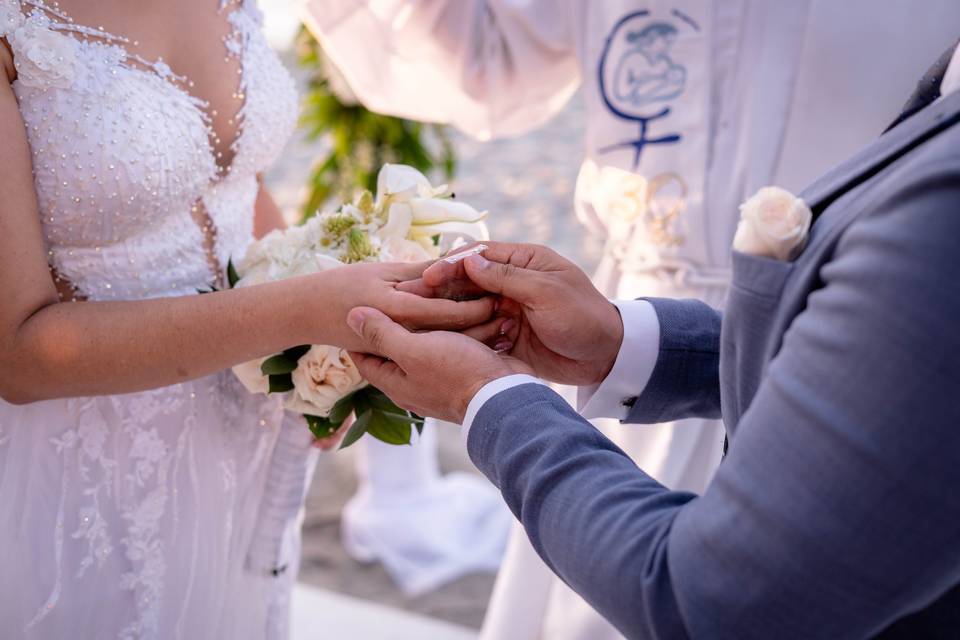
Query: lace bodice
0,0,298,300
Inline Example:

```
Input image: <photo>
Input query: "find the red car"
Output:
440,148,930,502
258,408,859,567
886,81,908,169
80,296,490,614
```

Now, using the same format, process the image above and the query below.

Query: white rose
11,21,78,89
239,248,343,286
261,229,300,266
733,186,812,262
285,346,367,417
232,357,270,395
379,237,433,263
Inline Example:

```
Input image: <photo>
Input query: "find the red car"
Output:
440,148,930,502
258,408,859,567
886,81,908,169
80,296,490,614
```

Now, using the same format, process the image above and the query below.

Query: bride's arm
0,70,492,405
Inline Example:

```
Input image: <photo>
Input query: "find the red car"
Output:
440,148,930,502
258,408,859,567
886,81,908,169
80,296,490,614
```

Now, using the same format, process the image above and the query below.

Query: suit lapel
802,90,960,220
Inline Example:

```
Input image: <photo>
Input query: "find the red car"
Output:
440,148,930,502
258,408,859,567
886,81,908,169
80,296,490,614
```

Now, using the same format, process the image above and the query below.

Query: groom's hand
409,242,624,387
346,307,532,424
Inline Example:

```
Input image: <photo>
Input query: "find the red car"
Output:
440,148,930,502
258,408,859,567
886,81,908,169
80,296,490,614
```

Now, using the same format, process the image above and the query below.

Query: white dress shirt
462,300,660,437
941,42,960,98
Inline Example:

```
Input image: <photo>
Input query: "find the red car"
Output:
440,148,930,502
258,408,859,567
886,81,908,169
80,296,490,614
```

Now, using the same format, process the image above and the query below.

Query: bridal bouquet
231,164,488,448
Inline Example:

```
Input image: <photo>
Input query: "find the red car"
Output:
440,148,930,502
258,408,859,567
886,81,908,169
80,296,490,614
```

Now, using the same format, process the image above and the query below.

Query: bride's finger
395,276,486,300
314,413,355,451
396,275,487,300
462,316,518,351
389,293,495,331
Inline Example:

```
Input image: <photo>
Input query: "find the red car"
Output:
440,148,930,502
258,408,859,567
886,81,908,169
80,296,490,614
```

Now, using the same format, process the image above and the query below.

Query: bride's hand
313,412,353,451
310,260,497,352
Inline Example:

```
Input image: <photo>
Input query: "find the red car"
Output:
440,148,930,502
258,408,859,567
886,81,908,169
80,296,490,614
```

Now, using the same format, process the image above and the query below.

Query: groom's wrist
578,299,660,420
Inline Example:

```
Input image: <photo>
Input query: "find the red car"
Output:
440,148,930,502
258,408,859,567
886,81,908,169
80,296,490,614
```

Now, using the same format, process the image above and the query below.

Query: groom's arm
466,156,960,639
578,297,723,424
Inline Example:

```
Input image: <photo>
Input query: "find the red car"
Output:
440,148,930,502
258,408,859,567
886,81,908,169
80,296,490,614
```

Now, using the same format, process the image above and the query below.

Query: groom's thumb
464,254,540,303
347,307,413,361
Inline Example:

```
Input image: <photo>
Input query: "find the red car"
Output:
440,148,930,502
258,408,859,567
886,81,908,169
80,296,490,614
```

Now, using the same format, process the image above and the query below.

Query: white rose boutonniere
10,20,78,89
733,186,812,262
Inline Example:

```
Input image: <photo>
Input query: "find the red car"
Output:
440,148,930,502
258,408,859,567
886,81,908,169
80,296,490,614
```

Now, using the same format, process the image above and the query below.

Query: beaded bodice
0,0,298,300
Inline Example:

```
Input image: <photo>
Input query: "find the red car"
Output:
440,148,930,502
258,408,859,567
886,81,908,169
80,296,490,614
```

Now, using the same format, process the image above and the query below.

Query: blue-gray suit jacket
467,91,960,638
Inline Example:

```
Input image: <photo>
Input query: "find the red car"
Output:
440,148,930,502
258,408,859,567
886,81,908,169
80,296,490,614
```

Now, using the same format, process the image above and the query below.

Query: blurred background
258,2,597,638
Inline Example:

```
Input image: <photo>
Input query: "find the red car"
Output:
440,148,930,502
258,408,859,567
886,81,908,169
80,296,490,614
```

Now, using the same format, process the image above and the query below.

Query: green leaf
431,234,441,247
305,414,338,439
366,410,413,446
283,344,311,362
351,389,373,417
364,388,396,410
365,389,423,424
327,393,357,426
227,259,240,289
268,373,294,394
261,354,299,376
378,411,425,426
338,410,373,450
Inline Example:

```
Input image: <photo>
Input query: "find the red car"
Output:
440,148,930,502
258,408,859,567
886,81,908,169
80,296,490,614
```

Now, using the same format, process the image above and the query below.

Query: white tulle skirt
0,372,315,640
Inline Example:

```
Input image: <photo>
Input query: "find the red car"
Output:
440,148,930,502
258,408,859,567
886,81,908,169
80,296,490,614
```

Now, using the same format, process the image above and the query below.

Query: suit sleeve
467,152,960,639
625,297,723,424
302,0,580,140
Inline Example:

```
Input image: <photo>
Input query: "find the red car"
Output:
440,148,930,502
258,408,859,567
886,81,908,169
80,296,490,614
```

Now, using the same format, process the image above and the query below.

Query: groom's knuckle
366,325,386,351
498,262,517,283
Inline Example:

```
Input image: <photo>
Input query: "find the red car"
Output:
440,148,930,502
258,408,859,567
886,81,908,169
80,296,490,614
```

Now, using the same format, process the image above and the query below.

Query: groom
345,45,960,638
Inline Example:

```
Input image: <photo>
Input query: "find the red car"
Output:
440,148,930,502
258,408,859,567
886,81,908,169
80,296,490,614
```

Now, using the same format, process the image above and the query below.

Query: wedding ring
442,244,488,264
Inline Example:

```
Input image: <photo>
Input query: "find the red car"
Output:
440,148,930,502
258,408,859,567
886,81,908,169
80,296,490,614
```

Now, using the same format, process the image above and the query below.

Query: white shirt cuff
578,300,660,420
939,44,960,98
461,374,546,445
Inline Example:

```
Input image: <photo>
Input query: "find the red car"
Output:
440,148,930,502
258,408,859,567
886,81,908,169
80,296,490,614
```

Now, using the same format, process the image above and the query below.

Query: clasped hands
346,242,625,424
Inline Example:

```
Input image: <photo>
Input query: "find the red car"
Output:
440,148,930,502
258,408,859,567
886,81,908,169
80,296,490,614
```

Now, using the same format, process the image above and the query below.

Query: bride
0,0,492,637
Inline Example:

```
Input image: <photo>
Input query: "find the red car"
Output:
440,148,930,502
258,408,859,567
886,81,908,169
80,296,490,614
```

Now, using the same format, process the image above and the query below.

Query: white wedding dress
0,1,308,638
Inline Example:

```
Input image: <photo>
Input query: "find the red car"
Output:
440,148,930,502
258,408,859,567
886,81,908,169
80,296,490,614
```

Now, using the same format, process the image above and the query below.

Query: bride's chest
13,11,297,246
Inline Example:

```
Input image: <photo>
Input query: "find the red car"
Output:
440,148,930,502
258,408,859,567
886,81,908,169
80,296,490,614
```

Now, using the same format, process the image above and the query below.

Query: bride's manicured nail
494,340,513,353
466,254,490,270
500,318,517,335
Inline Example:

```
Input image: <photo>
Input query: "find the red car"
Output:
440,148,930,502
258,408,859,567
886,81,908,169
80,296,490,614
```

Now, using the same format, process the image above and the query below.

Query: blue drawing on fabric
613,23,686,107
598,9,699,169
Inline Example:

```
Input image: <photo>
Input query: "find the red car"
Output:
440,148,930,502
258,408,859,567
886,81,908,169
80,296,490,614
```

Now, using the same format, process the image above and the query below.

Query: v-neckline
21,0,251,185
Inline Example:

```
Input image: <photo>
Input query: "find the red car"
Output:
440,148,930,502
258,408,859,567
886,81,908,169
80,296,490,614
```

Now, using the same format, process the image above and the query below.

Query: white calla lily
380,202,414,241
380,237,434,263
408,198,486,225
315,253,347,271
410,220,490,242
376,164,433,204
